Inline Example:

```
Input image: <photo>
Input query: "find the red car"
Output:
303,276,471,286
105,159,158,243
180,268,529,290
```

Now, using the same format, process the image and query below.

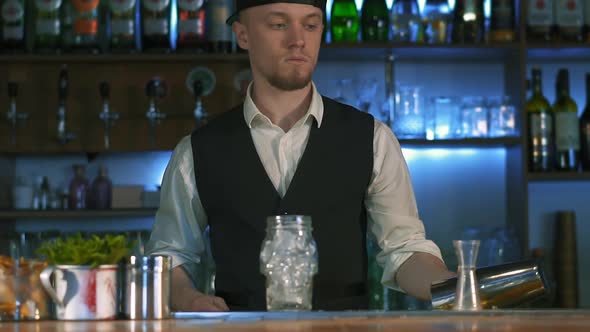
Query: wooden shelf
398,137,521,147
0,208,157,220
320,42,520,61
526,43,590,61
527,172,590,182
0,52,249,64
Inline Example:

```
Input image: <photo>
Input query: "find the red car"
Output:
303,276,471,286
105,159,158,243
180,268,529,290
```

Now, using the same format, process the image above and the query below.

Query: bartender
146,0,454,311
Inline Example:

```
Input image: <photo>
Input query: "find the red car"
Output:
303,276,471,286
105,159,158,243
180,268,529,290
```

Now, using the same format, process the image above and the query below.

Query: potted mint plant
36,233,133,320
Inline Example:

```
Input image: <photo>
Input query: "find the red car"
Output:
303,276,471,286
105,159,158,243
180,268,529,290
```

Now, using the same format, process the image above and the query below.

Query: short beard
267,69,312,91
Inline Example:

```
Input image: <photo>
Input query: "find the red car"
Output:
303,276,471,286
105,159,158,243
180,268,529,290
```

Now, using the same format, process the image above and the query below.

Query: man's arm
171,266,229,311
395,252,455,300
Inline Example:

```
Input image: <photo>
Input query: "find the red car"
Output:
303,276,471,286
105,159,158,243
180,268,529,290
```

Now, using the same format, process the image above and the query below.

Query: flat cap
225,0,326,25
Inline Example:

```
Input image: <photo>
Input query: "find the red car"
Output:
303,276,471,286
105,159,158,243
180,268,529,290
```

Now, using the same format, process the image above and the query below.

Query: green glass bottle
1,0,26,52
109,0,138,52
141,0,171,51
361,0,389,42
526,68,554,172
330,0,358,43
366,234,385,310
33,0,62,52
553,69,580,171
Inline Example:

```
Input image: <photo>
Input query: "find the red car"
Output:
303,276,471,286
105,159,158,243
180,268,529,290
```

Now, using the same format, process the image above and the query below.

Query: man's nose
286,25,305,48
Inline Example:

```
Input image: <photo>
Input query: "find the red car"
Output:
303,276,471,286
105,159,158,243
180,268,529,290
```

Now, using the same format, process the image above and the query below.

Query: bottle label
2,0,24,23
110,0,135,14
178,0,203,11
142,0,170,12
3,26,23,40
529,111,553,138
35,0,62,12
555,112,580,150
179,18,203,34
74,18,97,34
72,0,99,13
208,1,232,42
528,0,554,27
111,18,134,35
144,18,169,35
555,0,583,28
36,18,60,35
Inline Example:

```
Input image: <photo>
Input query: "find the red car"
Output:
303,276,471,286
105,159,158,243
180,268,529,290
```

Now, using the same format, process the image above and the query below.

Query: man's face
233,3,324,91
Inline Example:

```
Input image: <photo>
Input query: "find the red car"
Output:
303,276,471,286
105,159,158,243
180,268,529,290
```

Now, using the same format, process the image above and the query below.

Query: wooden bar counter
1,310,590,332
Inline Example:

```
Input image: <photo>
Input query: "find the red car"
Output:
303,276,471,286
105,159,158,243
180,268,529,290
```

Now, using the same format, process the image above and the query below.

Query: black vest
191,97,374,311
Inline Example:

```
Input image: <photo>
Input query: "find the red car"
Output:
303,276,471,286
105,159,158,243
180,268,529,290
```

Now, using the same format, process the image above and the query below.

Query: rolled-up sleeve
366,121,443,291
145,135,208,282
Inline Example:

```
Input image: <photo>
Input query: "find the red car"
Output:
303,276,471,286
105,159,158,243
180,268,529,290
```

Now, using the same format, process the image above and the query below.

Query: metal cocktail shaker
122,255,171,319
431,260,548,309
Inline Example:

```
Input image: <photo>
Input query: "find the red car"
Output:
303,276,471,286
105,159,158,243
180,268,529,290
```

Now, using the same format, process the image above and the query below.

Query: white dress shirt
146,82,443,291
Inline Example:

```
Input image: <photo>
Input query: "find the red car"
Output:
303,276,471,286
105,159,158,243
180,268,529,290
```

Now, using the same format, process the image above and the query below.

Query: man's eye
271,23,287,29
306,24,318,31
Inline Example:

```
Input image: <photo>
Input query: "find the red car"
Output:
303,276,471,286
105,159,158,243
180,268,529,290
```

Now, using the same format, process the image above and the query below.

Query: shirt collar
243,82,324,129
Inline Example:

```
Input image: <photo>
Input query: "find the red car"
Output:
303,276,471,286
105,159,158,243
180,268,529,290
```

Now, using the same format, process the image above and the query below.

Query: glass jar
392,85,425,139
259,215,318,311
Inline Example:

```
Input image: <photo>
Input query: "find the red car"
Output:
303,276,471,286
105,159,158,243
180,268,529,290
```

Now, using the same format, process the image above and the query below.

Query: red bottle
89,165,112,209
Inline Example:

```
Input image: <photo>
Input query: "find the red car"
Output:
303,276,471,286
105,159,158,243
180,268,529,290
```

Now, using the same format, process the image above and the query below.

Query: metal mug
122,255,171,319
431,260,548,310
39,265,118,320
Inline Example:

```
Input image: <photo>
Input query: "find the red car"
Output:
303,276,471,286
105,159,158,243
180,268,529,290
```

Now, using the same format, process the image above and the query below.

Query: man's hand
395,252,455,301
188,294,229,312
171,265,229,312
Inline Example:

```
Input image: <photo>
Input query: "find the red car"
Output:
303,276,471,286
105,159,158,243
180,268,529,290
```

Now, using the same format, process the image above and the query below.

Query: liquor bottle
70,0,102,53
69,164,89,210
60,1,74,51
526,68,554,172
554,0,583,42
177,0,207,51
585,0,590,42
422,0,451,44
527,0,554,42
206,0,233,53
580,73,590,171
108,0,138,52
451,0,485,44
489,0,515,42
361,0,389,42
1,0,26,51
142,0,172,51
330,0,359,43
390,0,422,42
553,69,580,171
89,165,112,209
33,0,62,52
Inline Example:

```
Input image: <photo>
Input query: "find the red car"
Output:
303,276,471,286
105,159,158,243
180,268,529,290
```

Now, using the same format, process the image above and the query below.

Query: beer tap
192,79,208,126
57,66,75,144
98,82,119,150
145,77,167,148
6,82,28,145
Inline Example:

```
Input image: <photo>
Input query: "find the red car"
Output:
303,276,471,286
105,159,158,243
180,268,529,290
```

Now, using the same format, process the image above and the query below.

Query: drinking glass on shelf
487,96,518,137
426,96,461,140
330,79,355,107
460,96,487,138
393,85,425,139
355,78,378,114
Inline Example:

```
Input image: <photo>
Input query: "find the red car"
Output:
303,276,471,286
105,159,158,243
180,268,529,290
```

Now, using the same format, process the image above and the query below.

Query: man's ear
233,21,248,50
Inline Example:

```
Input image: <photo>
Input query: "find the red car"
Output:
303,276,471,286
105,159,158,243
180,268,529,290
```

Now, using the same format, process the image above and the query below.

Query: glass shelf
527,172,590,182
0,208,157,220
398,137,521,147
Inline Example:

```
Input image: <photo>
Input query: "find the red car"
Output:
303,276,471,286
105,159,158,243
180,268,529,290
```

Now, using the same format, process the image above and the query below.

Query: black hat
225,0,326,25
